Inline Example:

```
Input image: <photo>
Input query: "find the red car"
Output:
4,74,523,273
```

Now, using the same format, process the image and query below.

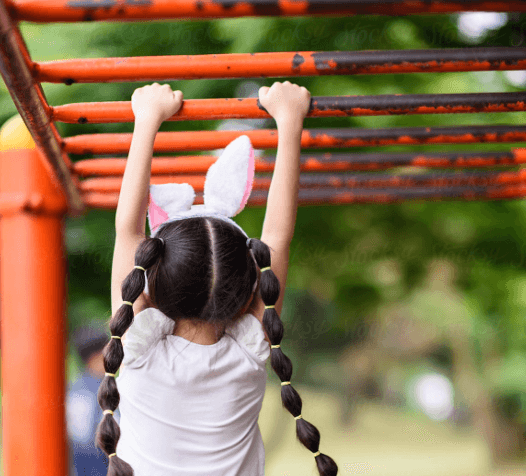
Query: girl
95,81,338,476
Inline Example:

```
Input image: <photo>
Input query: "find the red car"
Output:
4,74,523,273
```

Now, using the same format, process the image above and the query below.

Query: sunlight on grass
260,385,491,476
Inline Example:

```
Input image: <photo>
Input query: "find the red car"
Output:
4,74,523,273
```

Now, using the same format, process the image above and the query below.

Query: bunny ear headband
147,135,255,238
144,135,257,298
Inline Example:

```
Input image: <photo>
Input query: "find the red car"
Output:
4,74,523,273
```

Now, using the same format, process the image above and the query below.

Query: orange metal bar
63,125,526,155
0,115,69,476
71,151,526,177
78,169,526,194
73,156,218,176
82,183,526,209
7,0,526,23
52,92,526,124
36,48,526,83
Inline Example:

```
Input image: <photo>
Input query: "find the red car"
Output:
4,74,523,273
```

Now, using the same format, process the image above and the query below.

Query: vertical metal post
0,115,69,476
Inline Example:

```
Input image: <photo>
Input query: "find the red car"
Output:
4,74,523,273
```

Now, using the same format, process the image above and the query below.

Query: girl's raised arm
111,84,183,318
249,81,311,318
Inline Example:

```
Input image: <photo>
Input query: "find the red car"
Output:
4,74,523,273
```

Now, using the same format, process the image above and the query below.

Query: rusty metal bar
78,169,526,194
71,151,526,176
0,0,84,216
36,48,526,84
81,183,526,209
63,125,526,155
292,170,526,189
52,92,526,124
253,184,526,204
7,0,526,23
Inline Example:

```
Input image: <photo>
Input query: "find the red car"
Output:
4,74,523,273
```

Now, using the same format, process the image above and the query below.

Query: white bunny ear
204,135,255,217
148,183,195,235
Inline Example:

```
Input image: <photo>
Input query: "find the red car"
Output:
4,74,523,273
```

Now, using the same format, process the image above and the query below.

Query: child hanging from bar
95,81,339,476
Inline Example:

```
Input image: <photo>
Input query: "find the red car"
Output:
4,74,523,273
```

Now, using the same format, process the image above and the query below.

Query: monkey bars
2,1,526,476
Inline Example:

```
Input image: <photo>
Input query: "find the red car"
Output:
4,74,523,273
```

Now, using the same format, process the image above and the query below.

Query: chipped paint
292,53,305,71
13,0,526,22
36,49,526,83
63,125,526,155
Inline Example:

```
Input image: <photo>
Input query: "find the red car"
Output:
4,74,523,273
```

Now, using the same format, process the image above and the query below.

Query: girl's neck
173,318,224,345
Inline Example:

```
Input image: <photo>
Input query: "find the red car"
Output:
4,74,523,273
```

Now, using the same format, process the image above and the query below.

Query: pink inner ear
148,193,170,233
236,146,255,215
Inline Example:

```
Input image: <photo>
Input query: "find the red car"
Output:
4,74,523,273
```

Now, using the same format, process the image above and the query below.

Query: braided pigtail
248,238,338,476
95,236,165,476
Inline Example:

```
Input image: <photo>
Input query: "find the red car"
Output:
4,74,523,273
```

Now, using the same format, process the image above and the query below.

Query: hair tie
134,265,146,271
108,453,116,458
246,238,251,248
103,409,114,416
271,344,280,349
281,381,291,386
105,372,116,378
313,451,321,457
264,305,275,309
158,237,165,245
260,266,271,272
110,335,121,340
294,414,302,420
123,301,133,307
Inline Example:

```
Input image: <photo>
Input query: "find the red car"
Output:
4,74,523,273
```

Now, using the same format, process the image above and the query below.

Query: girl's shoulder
225,313,270,363
121,307,175,368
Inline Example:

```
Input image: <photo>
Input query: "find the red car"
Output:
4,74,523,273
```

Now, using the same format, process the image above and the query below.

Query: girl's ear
203,135,255,217
148,183,196,235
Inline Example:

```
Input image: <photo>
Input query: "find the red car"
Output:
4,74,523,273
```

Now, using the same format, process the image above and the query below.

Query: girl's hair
95,216,338,476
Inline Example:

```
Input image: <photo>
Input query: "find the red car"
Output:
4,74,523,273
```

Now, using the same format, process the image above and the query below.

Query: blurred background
2,8,526,476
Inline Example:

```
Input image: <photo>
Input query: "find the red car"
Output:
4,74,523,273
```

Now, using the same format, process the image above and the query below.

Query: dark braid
248,238,338,476
95,236,165,476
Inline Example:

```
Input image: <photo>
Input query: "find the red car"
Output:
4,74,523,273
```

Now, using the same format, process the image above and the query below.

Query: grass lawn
260,385,525,476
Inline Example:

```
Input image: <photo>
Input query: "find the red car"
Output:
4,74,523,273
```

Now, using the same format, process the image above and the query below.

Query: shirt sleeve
225,313,270,363
122,307,175,368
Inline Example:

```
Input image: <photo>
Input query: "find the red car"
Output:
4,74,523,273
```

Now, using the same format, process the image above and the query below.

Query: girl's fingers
259,86,270,97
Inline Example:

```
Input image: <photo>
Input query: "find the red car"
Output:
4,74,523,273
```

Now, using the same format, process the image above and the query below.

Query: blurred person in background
68,321,120,476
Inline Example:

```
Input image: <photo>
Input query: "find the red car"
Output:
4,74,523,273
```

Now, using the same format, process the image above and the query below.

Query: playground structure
0,0,526,475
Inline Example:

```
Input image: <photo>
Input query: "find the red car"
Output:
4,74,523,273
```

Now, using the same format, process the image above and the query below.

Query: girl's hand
131,83,183,126
258,81,311,125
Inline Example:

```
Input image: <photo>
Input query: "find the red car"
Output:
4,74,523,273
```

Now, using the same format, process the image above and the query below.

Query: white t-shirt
115,307,270,476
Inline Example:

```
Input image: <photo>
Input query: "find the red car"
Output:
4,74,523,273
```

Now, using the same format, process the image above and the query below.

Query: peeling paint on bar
36,48,526,83
51,93,526,123
78,170,526,194
9,0,526,22
63,125,526,155
82,184,526,210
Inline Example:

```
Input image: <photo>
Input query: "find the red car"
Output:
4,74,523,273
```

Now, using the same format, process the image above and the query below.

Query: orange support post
0,115,69,476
